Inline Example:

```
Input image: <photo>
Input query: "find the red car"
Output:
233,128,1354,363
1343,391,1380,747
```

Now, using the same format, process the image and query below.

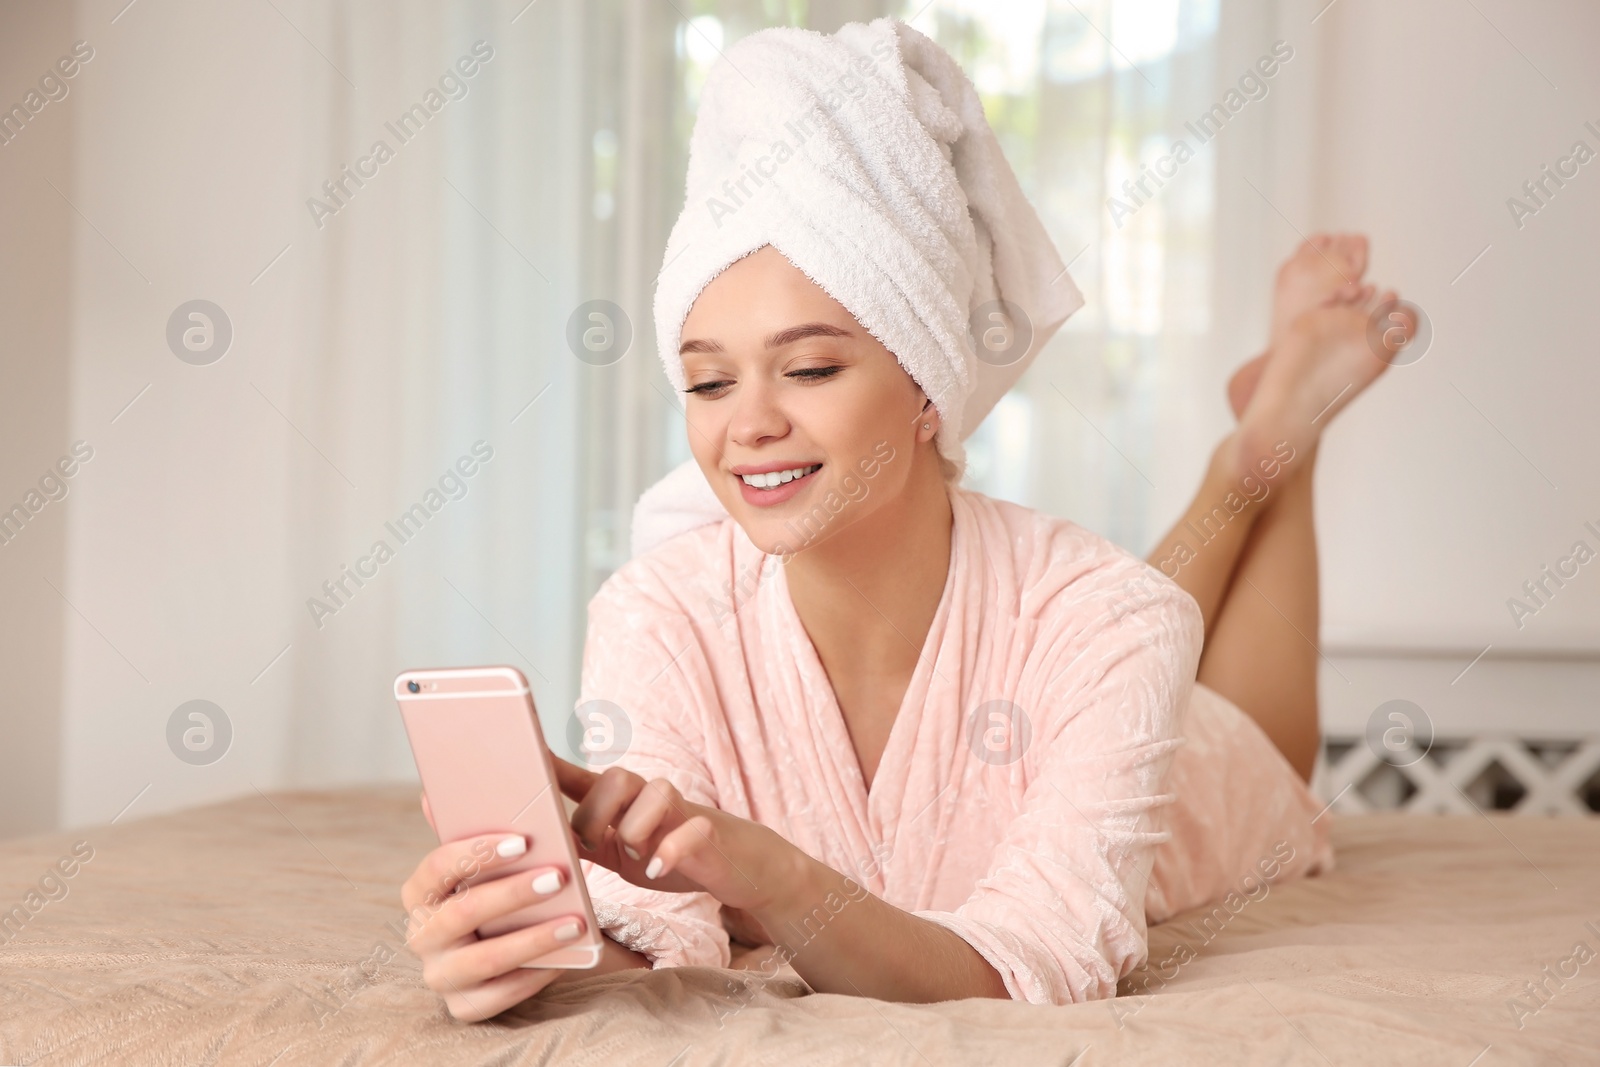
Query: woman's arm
560,755,1006,999
747,852,1009,1002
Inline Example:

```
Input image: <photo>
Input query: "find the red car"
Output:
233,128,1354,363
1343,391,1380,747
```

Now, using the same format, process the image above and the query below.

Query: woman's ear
915,397,940,443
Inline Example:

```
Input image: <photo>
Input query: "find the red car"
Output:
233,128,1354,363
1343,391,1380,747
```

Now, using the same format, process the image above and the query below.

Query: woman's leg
1143,430,1272,637
1144,430,1321,780
1192,442,1322,781
1145,235,1408,781
1143,428,1319,777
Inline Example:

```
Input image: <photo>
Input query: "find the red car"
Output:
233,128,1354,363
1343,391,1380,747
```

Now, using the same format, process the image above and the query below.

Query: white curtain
276,1,595,785
59,0,600,823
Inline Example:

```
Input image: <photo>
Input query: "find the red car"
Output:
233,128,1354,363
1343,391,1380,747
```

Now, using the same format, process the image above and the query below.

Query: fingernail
554,920,582,942
496,835,527,859
532,869,563,896
645,857,663,880
623,844,641,861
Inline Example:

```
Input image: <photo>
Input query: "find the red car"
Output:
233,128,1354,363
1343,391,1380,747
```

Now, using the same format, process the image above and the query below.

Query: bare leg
1196,444,1321,780
1145,435,1321,779
1147,234,1369,633
1146,235,1411,781
1144,432,1271,638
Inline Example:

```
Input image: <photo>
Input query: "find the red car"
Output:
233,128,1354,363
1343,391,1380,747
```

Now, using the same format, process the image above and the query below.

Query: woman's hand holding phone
393,666,660,1020
400,753,814,1022
401,795,645,1022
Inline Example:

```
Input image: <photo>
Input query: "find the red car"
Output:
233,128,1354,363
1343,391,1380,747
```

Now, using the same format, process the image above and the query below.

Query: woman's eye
788,366,841,382
684,380,733,397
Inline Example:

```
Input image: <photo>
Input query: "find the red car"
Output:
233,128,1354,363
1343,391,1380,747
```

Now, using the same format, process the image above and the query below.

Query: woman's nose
727,380,790,447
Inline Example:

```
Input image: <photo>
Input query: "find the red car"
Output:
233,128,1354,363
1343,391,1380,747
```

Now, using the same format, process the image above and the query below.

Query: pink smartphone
394,665,603,969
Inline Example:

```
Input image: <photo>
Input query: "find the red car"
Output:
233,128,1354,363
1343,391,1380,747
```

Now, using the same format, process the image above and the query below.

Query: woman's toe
1329,234,1369,283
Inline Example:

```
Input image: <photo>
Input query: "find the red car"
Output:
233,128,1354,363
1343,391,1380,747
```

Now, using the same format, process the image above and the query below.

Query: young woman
400,20,1411,1021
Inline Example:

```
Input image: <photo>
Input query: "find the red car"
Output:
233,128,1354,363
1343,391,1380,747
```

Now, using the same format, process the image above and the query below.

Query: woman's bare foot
1229,283,1415,479
1227,234,1373,419
1271,234,1369,343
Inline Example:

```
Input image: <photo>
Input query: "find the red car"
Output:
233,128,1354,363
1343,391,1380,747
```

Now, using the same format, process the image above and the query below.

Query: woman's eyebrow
766,321,852,348
680,321,851,356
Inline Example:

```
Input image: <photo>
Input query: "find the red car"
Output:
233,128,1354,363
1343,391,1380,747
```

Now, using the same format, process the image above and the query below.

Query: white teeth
740,464,820,489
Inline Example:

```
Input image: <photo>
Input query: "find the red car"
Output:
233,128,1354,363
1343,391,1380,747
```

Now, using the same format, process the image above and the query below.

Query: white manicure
496,836,526,858
554,921,581,942
623,845,641,861
645,857,664,880
532,870,562,895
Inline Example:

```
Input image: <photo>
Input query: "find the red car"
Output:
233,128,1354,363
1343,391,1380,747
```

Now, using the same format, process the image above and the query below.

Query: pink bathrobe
577,486,1333,1005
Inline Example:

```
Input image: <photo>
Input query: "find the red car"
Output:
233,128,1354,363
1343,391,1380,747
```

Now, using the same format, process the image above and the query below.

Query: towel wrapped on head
633,16,1084,558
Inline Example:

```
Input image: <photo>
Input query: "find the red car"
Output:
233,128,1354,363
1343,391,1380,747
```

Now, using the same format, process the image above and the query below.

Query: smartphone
394,665,603,969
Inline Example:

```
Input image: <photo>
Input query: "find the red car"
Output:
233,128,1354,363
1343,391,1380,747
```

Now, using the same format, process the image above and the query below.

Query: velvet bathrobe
577,486,1333,1006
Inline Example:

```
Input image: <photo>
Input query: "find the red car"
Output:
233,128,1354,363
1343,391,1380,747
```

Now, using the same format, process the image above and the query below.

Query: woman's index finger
551,753,600,801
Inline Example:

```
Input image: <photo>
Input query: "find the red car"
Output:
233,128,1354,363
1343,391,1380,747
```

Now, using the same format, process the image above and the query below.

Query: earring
922,422,931,430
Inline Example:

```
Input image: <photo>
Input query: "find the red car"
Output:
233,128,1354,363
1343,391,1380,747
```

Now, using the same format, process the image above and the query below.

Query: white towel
632,16,1084,559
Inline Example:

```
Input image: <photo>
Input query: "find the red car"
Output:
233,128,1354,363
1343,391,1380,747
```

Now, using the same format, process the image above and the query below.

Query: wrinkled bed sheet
1,785,1595,1066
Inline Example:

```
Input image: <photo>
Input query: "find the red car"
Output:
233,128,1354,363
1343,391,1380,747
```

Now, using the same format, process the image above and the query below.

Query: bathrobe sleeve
572,567,733,971
913,564,1204,1005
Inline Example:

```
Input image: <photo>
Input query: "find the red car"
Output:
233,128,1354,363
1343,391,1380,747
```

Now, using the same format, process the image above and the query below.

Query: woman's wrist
746,848,843,946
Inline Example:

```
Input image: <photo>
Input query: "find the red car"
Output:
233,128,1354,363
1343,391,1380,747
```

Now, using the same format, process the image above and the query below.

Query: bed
2,785,1595,1066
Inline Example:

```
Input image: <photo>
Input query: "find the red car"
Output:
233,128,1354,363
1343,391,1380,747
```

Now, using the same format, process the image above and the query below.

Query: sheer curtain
58,0,602,822
278,1,596,781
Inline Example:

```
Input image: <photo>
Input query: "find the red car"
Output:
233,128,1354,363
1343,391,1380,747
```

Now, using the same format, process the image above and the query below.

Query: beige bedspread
1,785,1596,1066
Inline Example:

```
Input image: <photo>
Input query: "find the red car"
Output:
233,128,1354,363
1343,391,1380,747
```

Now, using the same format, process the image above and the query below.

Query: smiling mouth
737,464,822,490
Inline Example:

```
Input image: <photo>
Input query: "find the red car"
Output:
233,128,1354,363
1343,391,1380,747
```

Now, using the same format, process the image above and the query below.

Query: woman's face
678,245,939,556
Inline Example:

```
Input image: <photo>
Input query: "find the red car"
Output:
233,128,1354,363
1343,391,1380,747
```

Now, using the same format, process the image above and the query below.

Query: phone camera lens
407,680,420,693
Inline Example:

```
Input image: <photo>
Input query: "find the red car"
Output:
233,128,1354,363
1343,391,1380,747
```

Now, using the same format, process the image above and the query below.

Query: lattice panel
1319,735,1600,816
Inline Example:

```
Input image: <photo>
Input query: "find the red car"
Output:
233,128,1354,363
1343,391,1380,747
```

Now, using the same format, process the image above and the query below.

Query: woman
401,19,1411,1020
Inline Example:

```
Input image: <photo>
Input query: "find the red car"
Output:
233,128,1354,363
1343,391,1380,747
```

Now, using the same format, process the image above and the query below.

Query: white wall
1304,0,1599,737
